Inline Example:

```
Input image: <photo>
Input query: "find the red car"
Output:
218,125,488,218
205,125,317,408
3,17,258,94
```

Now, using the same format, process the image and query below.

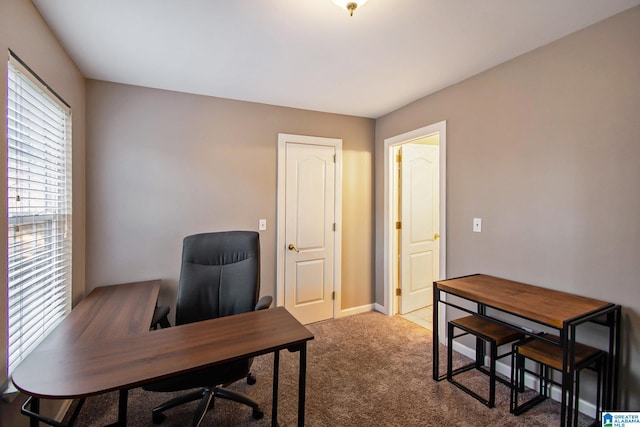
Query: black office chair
143,231,272,426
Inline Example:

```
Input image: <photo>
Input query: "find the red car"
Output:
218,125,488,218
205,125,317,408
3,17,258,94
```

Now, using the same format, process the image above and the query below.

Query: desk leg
298,342,307,427
272,350,280,426
21,396,69,427
105,389,128,427
432,284,440,381
117,389,128,426
30,397,39,427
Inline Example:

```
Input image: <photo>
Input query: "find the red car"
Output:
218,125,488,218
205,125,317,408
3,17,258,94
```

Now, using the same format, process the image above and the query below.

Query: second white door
399,143,440,314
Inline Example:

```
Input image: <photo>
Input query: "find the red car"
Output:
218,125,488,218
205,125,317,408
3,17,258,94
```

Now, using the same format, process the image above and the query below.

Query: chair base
151,382,263,426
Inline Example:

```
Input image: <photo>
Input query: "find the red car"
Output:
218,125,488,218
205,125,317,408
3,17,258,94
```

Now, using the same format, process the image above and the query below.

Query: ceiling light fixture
333,0,369,17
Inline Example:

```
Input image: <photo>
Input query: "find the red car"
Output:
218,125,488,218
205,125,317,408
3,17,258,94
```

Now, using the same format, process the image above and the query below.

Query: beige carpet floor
64,311,596,426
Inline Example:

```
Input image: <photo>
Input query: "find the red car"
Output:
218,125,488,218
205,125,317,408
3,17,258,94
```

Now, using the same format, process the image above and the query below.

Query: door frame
383,121,447,323
276,133,342,319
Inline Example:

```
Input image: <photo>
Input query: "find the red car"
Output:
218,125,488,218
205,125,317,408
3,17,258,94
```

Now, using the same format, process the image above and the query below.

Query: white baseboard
374,303,388,315
54,399,73,423
451,341,598,419
338,303,374,318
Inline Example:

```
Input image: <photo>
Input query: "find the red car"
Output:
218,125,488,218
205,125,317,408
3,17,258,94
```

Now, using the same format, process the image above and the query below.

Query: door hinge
395,288,402,296
333,223,336,232
332,291,336,300
396,152,402,163
333,154,336,163
395,221,402,230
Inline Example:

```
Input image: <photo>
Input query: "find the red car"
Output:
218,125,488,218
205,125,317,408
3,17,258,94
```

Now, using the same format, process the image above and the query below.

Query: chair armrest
151,305,171,329
255,296,273,311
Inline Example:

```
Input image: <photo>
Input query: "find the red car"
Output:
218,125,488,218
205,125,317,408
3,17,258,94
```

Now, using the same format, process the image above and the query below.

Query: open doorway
383,121,446,333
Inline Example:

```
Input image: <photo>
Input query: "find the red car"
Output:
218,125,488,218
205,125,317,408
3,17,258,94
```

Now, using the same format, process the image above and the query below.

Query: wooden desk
433,274,621,426
12,281,314,427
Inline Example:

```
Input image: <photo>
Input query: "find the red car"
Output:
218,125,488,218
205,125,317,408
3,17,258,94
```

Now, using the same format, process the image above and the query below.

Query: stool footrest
448,377,493,408
512,394,547,416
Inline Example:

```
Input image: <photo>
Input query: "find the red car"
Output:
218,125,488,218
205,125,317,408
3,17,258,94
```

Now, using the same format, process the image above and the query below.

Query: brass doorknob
434,233,440,240
288,243,300,253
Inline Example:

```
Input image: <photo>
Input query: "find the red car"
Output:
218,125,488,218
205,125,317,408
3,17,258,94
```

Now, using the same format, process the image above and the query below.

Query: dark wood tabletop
36,280,161,351
12,305,313,399
435,274,612,328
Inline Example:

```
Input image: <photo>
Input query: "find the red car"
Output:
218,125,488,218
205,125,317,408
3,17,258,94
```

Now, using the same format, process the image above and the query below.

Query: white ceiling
33,0,640,118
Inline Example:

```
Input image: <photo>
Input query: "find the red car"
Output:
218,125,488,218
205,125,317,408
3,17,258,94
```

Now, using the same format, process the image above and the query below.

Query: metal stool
510,334,605,426
447,315,524,407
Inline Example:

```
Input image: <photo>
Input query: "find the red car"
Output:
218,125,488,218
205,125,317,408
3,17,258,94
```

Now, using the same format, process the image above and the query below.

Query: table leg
568,326,578,427
560,327,567,427
560,325,579,427
477,304,487,368
432,284,440,381
272,349,280,426
611,306,622,410
298,342,307,427
605,311,614,410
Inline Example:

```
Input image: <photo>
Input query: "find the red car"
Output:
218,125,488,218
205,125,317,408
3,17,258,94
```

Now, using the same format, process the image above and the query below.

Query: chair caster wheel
253,408,264,419
247,373,257,385
152,412,166,424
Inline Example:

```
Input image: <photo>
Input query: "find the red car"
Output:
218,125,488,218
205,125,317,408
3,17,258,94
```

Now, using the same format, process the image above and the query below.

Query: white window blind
6,54,72,376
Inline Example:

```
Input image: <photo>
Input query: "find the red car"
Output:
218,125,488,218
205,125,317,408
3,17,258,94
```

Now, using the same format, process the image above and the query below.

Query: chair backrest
175,231,260,325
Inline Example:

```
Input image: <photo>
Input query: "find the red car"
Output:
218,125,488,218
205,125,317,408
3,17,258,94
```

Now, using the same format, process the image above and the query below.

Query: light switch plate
473,218,482,233
258,219,267,231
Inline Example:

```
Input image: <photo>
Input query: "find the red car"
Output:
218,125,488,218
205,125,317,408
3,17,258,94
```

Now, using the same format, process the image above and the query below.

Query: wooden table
433,274,621,427
12,280,314,427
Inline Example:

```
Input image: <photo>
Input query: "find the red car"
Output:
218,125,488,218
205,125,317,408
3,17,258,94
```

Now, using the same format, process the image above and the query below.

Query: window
6,53,72,376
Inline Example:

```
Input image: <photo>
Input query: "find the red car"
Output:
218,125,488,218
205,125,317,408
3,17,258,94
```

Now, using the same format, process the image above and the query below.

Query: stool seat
516,334,601,372
511,334,605,426
451,315,523,346
448,315,524,408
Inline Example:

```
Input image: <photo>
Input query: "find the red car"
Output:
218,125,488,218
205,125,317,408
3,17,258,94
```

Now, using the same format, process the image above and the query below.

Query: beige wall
85,81,374,314
375,6,640,408
0,0,86,423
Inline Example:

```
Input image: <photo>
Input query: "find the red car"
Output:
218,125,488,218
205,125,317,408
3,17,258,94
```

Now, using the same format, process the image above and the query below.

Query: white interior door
399,143,439,314
284,142,336,324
